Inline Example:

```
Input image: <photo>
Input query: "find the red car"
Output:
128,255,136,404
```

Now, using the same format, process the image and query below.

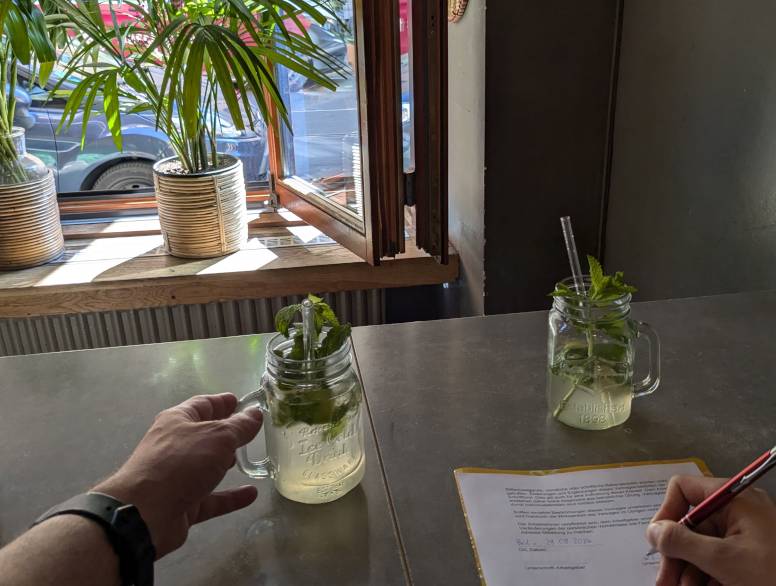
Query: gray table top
351,290,776,584
0,335,406,586
2,290,775,585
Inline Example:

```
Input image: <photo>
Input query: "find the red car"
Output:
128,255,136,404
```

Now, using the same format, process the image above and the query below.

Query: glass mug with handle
547,276,661,430
236,331,365,504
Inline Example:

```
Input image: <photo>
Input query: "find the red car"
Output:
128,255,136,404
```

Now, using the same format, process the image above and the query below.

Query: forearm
0,515,120,586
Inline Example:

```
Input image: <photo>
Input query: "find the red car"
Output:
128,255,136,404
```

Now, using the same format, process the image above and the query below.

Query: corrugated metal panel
0,290,385,357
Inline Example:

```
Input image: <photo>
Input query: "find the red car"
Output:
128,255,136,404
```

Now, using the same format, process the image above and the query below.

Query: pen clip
736,448,776,492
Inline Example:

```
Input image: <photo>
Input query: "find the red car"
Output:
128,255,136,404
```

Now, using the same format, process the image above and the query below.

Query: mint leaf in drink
587,255,605,293
288,332,305,360
272,297,357,440
317,324,352,358
275,304,302,337
549,282,575,297
588,260,637,301
549,256,637,301
311,298,339,336
315,301,340,328
274,295,351,358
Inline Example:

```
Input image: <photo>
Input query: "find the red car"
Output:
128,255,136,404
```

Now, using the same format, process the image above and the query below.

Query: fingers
678,563,706,586
193,485,258,525
647,520,729,582
748,486,776,507
652,476,728,523
174,393,238,422
655,552,712,586
656,555,683,586
220,408,263,448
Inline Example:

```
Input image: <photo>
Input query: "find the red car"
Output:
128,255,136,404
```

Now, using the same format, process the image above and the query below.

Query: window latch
404,172,415,207
268,173,279,210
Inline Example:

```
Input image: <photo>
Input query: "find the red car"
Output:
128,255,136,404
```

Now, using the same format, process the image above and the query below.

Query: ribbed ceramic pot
153,154,248,258
0,128,64,270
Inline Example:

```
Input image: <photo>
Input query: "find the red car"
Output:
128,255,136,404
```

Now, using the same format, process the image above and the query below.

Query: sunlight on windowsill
287,225,325,244
37,235,164,286
197,246,278,275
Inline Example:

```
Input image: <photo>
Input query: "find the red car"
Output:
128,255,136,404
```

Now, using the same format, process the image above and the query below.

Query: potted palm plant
52,0,342,258
0,0,64,270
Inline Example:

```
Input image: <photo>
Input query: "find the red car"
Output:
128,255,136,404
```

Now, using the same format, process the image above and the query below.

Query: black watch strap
32,492,155,586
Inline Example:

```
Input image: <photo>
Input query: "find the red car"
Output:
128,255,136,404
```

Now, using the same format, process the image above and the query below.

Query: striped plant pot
153,154,248,258
0,169,65,270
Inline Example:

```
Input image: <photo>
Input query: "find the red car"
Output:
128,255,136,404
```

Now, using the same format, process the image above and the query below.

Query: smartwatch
32,492,155,586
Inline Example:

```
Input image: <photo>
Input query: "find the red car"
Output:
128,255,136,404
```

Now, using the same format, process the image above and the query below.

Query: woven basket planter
0,169,64,270
153,155,248,258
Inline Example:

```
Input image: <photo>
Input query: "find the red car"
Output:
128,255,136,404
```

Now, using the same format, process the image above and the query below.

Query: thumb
647,521,730,579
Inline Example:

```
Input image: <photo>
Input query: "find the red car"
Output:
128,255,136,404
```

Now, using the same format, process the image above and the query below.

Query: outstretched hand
94,393,263,558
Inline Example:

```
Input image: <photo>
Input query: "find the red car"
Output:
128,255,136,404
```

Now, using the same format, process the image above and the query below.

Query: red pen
647,446,776,556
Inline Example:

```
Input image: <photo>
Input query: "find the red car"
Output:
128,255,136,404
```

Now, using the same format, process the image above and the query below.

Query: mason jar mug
547,277,661,430
236,332,365,504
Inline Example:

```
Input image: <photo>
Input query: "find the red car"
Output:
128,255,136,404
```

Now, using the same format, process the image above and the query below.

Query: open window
45,0,447,265
267,0,448,265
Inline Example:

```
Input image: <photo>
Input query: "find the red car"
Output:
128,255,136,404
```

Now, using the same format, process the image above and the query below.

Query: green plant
274,293,351,359
50,0,345,174
272,294,358,441
0,0,56,182
550,255,638,348
550,255,637,302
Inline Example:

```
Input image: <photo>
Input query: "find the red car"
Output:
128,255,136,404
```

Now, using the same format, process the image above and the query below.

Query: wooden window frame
268,0,448,266
411,0,448,263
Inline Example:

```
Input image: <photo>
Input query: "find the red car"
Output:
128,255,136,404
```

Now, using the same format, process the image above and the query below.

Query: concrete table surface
352,290,776,585
0,334,406,586
2,291,775,585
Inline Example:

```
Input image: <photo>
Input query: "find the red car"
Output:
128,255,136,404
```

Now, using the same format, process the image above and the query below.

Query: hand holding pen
646,447,776,586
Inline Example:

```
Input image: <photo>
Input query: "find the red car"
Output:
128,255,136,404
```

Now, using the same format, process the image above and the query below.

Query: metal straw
301,299,315,361
560,216,586,296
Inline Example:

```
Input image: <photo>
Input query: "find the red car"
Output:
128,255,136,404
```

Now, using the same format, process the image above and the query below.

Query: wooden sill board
0,229,459,318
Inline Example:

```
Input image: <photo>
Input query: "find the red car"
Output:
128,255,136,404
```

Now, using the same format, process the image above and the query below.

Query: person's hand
646,475,776,586
93,393,262,559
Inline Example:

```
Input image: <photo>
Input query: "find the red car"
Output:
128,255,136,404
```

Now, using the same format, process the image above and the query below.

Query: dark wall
483,1,621,314
605,1,776,300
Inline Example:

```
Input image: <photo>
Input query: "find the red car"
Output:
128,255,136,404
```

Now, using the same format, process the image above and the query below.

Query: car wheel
92,161,154,191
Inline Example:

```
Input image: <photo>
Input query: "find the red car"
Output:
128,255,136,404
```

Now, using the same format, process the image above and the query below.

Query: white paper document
455,460,707,586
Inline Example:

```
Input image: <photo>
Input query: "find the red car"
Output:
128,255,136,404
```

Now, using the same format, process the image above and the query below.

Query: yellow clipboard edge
453,468,488,586
455,457,712,478
453,458,712,586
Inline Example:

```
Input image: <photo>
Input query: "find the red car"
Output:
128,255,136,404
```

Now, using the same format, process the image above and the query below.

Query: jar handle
236,387,274,480
633,321,661,398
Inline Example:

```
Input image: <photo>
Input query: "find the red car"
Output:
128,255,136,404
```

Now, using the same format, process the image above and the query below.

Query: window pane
276,2,364,222
18,50,268,196
400,0,415,173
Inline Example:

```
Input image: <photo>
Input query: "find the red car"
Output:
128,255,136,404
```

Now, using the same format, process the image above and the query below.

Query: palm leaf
38,60,54,86
5,6,32,64
48,0,344,173
78,80,101,148
57,72,92,132
203,32,246,131
102,71,122,150
182,29,206,138
28,6,56,62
